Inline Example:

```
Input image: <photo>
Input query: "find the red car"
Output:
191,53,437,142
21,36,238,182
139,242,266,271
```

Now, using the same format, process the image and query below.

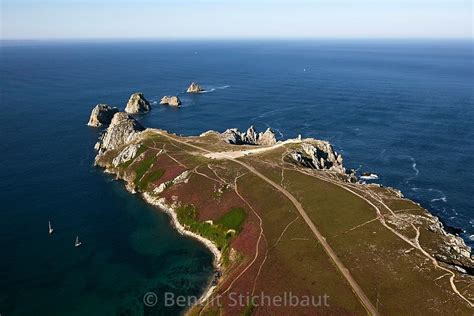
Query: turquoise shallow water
0,40,473,315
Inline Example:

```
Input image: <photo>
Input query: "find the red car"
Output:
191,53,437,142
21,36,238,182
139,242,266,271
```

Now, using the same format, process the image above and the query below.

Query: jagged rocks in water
160,96,181,107
95,112,144,154
87,104,118,127
125,92,151,114
186,82,204,93
221,126,277,146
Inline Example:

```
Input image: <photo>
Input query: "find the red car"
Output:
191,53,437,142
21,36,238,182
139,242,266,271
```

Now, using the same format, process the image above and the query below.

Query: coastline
92,118,473,313
142,192,221,305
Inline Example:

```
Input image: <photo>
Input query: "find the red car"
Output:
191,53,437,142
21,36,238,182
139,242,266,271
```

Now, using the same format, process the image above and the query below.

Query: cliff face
221,126,277,146
87,104,118,127
94,112,144,155
125,93,151,114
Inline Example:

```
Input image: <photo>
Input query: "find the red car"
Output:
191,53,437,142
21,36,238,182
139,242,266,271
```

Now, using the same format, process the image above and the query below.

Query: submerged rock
221,126,277,146
125,92,151,114
187,82,204,93
160,96,181,107
95,112,144,154
87,104,118,127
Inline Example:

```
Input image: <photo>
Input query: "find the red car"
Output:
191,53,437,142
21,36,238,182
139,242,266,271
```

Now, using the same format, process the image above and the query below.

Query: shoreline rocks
87,104,118,127
125,92,151,114
187,82,204,93
160,96,181,107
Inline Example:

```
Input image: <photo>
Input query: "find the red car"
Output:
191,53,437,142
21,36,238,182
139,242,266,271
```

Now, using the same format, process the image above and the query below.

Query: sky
1,0,472,40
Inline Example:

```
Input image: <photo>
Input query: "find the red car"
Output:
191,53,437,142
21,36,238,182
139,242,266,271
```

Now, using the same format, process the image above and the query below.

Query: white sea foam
263,122,284,138
360,174,379,180
411,157,420,176
404,156,420,184
200,85,230,93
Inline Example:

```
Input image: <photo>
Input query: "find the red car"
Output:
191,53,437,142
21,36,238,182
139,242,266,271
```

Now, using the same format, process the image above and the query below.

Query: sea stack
186,82,204,93
87,104,119,127
125,92,151,114
160,96,181,107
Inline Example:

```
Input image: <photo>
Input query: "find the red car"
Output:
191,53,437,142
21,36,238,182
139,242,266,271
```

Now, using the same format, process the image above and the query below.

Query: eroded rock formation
87,104,118,127
112,144,142,167
221,126,277,146
160,96,181,107
288,140,356,181
94,112,144,155
125,92,151,114
187,82,204,93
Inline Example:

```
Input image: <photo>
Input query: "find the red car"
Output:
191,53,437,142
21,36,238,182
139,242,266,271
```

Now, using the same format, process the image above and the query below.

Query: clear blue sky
1,0,472,39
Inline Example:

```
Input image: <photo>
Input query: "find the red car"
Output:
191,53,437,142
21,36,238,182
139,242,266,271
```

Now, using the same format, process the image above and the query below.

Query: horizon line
1,37,473,42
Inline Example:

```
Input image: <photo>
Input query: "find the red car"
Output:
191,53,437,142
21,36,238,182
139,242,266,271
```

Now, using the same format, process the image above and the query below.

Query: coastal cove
1,40,473,315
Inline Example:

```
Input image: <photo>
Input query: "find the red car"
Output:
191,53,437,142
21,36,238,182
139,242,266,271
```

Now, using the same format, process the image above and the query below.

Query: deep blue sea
1,40,473,315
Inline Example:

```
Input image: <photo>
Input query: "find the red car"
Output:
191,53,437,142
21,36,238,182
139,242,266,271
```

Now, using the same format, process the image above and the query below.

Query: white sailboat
48,221,54,235
74,236,82,247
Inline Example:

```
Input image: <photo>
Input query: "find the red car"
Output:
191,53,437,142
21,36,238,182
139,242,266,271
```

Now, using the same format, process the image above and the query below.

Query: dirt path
153,131,379,315
289,165,474,308
204,139,301,159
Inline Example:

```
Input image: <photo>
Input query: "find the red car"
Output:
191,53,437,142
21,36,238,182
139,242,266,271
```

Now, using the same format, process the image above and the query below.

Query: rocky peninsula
92,110,474,315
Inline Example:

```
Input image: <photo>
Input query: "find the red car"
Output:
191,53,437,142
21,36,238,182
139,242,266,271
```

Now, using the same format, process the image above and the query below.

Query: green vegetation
133,155,155,186
176,204,229,251
175,205,246,257
216,207,246,232
137,169,164,191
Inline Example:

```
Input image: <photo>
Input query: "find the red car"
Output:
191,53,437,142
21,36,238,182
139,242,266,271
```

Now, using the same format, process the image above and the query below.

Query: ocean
1,39,473,315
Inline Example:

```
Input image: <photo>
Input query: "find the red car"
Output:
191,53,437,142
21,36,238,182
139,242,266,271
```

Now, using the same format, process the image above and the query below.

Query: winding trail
290,165,474,307
154,131,379,315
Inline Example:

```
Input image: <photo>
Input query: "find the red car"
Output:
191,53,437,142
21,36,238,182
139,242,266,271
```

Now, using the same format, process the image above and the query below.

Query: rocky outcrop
95,112,144,155
187,82,204,93
87,104,118,127
428,217,474,274
288,140,355,180
160,96,181,107
125,92,151,114
221,126,277,146
387,211,473,274
259,128,278,145
153,170,190,194
112,144,142,167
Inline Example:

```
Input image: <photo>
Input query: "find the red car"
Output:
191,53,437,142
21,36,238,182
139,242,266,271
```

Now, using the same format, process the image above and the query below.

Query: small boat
48,221,54,235
74,236,82,247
